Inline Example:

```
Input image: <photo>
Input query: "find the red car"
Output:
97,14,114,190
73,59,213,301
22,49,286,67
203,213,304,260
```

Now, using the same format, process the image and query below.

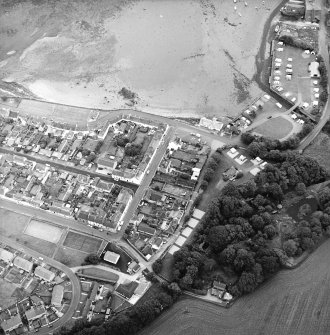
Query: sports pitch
24,219,63,244
62,231,102,253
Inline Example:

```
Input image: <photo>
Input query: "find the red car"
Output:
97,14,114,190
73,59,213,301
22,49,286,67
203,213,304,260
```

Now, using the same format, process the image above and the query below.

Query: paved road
0,147,138,192
0,235,81,335
299,6,330,151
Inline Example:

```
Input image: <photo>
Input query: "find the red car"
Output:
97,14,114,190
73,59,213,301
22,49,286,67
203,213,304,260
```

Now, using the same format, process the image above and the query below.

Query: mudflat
0,0,281,117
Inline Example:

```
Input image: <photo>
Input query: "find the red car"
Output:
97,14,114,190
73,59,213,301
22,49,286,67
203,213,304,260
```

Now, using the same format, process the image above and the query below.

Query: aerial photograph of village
0,0,329,334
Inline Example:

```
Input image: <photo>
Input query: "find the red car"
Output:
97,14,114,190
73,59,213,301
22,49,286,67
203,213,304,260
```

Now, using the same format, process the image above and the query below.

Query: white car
275,58,282,63
286,69,293,74
302,102,309,109
287,57,293,62
273,81,281,86
313,80,318,85
274,76,281,80
274,70,281,75
276,87,284,92
314,93,319,99
263,94,270,100
275,62,281,68
277,48,284,52
291,97,297,102
284,92,291,97
276,102,282,108
286,64,292,68
313,88,319,93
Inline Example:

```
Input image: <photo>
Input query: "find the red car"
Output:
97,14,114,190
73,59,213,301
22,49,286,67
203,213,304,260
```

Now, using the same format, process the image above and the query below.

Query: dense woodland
171,152,329,296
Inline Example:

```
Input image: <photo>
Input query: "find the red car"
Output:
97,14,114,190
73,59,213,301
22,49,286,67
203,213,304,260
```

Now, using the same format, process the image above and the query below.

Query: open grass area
304,132,330,173
24,219,63,244
0,209,56,257
141,239,330,335
253,116,293,140
63,231,102,254
54,247,87,267
0,279,18,308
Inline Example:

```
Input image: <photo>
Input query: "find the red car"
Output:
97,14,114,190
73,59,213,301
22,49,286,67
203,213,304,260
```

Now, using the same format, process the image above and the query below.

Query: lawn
0,279,19,308
54,246,87,267
62,231,103,253
253,116,293,140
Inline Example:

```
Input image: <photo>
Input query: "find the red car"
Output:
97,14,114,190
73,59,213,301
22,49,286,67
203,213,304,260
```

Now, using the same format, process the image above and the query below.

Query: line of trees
171,152,328,296
278,35,314,51
55,282,182,335
201,148,223,190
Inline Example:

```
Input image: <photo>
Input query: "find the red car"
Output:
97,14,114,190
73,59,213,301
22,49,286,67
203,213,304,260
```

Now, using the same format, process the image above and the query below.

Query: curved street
0,235,81,335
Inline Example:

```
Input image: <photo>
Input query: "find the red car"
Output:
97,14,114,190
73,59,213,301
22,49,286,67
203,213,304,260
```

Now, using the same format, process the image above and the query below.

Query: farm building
104,251,120,265
115,281,139,299
34,266,55,282
13,256,33,272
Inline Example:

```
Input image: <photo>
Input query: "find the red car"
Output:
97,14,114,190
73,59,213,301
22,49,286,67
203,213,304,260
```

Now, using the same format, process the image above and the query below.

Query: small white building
309,61,320,78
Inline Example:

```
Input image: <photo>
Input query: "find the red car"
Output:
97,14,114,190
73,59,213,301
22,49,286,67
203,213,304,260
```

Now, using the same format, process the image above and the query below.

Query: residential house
25,305,46,322
138,223,156,237
34,266,55,282
0,314,23,333
51,285,64,307
0,248,14,263
13,256,33,272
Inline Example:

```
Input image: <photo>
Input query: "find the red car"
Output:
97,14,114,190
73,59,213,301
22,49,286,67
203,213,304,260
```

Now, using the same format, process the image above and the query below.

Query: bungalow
1,314,22,333
34,266,55,282
138,223,156,237
127,261,140,274
97,157,117,171
0,248,14,263
115,281,139,300
25,305,46,322
151,237,163,250
13,256,33,272
51,285,64,307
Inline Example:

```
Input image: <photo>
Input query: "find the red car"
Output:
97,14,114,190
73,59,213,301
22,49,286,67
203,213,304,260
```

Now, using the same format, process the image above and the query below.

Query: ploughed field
141,238,330,335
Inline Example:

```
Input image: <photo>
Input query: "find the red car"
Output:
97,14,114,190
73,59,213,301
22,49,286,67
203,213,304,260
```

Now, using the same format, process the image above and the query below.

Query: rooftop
104,251,120,265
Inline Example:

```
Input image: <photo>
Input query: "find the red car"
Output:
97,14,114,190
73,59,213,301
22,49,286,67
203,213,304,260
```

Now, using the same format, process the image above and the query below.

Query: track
140,239,330,335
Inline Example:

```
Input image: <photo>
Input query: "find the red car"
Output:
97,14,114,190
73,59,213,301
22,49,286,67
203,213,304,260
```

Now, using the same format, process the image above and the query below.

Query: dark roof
115,281,139,299
138,223,156,236
77,210,89,221
97,158,117,168
213,281,226,291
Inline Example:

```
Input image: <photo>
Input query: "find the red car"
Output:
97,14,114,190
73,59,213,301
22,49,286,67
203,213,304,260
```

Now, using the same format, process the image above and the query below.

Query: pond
286,196,318,222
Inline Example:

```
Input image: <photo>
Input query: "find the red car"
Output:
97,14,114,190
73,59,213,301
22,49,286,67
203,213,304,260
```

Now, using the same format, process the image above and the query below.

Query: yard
54,247,87,267
0,279,19,308
62,231,103,253
253,116,294,140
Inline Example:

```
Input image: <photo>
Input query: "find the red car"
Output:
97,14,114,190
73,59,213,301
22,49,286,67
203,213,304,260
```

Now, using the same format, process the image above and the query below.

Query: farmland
141,238,330,335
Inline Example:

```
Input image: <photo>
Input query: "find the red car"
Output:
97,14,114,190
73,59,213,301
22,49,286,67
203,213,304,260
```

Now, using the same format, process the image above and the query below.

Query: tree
241,132,256,145
84,253,100,265
233,248,255,273
207,226,229,252
152,259,163,274
247,141,265,158
250,215,265,231
283,239,297,257
203,168,215,182
295,182,307,196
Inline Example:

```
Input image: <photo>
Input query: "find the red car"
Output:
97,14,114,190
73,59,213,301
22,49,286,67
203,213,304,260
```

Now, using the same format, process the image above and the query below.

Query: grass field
141,238,330,335
24,219,63,244
254,116,293,140
0,279,18,308
63,231,102,254
54,247,87,268
305,132,330,173
0,209,56,257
